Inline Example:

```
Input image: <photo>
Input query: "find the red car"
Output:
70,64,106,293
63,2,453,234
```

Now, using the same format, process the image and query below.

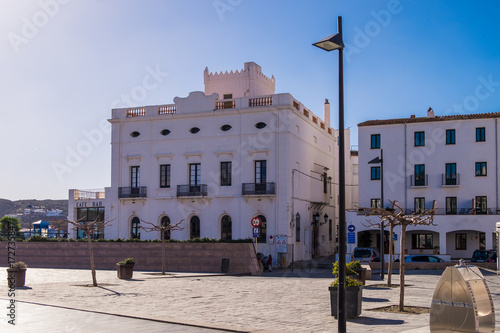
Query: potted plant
116,257,135,279
433,246,440,254
329,261,363,318
7,262,27,288
348,260,367,285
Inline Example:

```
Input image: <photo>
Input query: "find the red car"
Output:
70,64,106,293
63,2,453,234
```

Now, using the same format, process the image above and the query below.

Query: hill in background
0,199,68,228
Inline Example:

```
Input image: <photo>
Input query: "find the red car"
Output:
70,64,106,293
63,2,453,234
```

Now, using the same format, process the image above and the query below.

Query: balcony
118,187,147,198
242,182,275,195
441,173,460,187
410,175,428,187
177,185,208,197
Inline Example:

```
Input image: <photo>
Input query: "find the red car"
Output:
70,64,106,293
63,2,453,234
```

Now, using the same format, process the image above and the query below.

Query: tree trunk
399,224,406,311
87,236,97,287
161,231,166,275
387,223,394,287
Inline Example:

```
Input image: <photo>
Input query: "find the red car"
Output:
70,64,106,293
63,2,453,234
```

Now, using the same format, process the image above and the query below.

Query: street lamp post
368,149,384,279
313,16,346,333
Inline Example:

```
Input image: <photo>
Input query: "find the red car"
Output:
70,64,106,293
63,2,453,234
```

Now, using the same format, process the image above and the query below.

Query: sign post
251,217,262,254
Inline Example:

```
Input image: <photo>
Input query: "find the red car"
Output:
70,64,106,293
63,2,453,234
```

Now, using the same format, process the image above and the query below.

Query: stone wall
0,242,261,275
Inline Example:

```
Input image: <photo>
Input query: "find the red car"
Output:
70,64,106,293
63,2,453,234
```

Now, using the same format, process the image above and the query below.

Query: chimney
427,107,435,118
324,99,330,127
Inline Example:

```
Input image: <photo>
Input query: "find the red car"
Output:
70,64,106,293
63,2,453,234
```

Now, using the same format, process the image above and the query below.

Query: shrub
117,257,135,265
331,261,363,287
11,261,27,269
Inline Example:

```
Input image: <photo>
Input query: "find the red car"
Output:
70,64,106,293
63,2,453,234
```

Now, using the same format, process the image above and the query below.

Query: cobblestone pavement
0,267,499,332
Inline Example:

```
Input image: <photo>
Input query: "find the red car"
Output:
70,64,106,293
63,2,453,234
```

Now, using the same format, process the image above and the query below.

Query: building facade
69,62,358,264
347,108,500,259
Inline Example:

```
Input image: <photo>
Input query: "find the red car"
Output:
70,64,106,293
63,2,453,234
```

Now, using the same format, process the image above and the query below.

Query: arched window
190,216,200,239
221,215,232,241
257,215,267,243
161,216,170,240
131,217,140,239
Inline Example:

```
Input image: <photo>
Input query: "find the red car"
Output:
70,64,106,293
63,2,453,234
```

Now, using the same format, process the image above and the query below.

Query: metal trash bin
221,258,229,273
430,263,495,332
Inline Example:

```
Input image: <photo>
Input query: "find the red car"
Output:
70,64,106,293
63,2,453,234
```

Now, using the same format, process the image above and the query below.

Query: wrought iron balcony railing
118,186,147,198
177,185,208,197
242,182,275,195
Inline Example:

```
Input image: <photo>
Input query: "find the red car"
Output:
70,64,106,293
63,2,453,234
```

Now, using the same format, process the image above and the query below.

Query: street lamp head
312,32,344,52
324,213,328,223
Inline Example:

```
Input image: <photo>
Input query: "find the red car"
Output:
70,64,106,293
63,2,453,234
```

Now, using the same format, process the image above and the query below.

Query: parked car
404,255,447,263
256,253,269,270
353,247,381,262
471,249,497,263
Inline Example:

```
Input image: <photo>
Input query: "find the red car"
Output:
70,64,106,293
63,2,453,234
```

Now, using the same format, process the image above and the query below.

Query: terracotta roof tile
358,112,500,127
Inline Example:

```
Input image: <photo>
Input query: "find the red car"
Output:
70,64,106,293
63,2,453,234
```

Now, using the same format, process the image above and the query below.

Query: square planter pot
7,268,26,288
329,286,363,318
116,264,134,279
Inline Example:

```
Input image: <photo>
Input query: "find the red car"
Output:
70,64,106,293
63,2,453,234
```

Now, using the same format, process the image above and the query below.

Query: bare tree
359,201,398,286
67,218,113,287
141,219,185,275
50,219,69,238
359,200,436,311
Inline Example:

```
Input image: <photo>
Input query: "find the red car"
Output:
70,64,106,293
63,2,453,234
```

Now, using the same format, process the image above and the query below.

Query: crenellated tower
204,62,275,99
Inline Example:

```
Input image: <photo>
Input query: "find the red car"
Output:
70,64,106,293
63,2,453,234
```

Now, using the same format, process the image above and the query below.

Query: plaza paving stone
0,267,499,332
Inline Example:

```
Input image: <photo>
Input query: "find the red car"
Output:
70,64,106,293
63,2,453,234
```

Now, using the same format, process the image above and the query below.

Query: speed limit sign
251,217,262,228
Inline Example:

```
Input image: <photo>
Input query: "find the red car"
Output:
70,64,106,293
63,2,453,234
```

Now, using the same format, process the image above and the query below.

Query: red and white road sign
251,217,262,228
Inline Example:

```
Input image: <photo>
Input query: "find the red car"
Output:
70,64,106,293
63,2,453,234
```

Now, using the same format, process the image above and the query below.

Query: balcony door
131,166,140,195
189,163,201,193
255,160,267,193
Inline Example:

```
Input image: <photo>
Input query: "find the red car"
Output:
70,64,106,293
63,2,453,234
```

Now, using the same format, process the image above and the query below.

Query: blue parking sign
347,232,355,244
253,227,260,238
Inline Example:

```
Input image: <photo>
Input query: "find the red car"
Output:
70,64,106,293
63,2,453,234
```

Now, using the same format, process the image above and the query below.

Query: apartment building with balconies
347,108,500,259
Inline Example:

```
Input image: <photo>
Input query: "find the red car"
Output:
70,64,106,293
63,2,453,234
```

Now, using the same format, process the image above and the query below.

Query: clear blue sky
1,0,499,200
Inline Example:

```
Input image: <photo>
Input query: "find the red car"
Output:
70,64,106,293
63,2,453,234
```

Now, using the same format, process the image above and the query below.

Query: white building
67,62,358,263
347,108,500,259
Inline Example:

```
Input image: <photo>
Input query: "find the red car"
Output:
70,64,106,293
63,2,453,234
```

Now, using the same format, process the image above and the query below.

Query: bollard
430,262,495,332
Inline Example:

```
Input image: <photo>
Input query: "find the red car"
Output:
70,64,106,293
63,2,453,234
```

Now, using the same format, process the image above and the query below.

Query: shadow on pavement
362,297,390,303
352,316,405,326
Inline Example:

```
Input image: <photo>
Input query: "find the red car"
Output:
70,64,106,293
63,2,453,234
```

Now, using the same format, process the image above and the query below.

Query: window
189,163,201,188
160,164,171,188
371,198,381,208
475,196,487,215
455,233,467,250
446,129,455,144
220,124,232,131
371,134,380,149
445,163,457,185
476,127,485,142
414,197,425,213
190,216,200,239
329,218,332,242
296,213,301,242
414,131,425,146
131,166,140,188
475,162,487,176
131,217,140,239
189,127,200,134
412,234,433,249
220,162,232,186
255,122,267,129
414,164,426,186
220,215,232,240
257,215,267,243
161,216,170,240
255,160,267,193
160,129,170,136
446,197,457,215
76,207,105,239
223,94,232,99
371,166,380,180
130,131,140,138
